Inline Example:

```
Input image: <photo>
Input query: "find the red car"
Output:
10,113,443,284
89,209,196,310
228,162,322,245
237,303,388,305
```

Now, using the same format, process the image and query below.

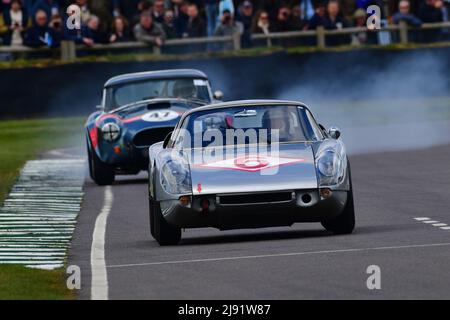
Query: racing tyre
86,142,94,180
321,164,355,235
149,198,156,238
150,199,181,245
88,146,115,186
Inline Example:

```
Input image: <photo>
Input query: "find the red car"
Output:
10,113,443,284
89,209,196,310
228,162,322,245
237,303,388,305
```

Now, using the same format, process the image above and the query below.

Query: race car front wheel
321,163,355,234
149,198,181,245
88,147,115,186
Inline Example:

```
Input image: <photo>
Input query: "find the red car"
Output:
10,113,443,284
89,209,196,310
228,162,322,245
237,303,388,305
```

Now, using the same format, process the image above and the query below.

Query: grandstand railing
0,21,449,62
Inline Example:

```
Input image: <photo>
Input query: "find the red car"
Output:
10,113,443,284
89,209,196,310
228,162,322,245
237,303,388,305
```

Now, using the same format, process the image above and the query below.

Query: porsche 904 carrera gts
85,69,223,185
148,100,355,245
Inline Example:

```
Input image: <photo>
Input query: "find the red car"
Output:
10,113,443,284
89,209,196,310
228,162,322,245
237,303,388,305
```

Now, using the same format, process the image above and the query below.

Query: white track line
106,242,450,269
414,217,450,232
90,186,113,300
433,223,447,227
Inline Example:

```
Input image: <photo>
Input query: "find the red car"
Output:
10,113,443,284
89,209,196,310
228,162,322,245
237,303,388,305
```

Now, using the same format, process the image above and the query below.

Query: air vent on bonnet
147,102,172,110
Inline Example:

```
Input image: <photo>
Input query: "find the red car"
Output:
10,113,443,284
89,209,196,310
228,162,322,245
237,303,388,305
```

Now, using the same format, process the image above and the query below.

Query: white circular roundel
141,110,179,122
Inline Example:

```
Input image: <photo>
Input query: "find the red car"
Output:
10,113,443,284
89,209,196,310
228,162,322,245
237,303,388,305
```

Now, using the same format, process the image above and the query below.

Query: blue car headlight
101,122,121,142
316,149,344,186
160,155,192,194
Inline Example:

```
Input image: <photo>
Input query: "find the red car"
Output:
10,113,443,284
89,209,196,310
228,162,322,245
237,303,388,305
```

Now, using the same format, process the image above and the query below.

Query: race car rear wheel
89,147,115,186
149,198,156,238
321,163,355,234
150,199,181,245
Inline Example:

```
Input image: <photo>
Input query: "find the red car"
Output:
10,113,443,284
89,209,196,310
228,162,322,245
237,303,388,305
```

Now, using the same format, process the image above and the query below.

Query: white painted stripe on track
106,242,450,269
91,186,113,300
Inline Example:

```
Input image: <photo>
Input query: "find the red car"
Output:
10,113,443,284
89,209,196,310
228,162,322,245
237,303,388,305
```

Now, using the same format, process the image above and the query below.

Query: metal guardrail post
232,32,241,51
399,21,409,44
316,26,326,49
153,45,161,55
60,40,76,62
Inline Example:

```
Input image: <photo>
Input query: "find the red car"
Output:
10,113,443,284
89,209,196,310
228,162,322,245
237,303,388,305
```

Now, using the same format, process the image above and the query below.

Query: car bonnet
185,143,318,195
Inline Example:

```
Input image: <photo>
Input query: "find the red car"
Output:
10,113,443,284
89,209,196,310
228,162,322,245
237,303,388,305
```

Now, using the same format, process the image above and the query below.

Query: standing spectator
152,0,165,24
0,12,7,45
307,1,326,30
273,6,297,32
351,8,368,45
251,9,271,34
236,0,254,48
162,9,177,39
393,0,422,26
299,0,315,21
3,0,28,45
112,0,141,24
31,0,58,23
128,0,152,27
214,9,242,50
173,0,189,37
393,0,422,43
185,3,205,38
48,13,63,41
24,9,59,47
109,15,131,43
82,15,107,44
76,0,92,25
217,0,234,26
291,5,308,30
419,0,444,42
323,0,351,46
133,10,166,47
204,0,218,37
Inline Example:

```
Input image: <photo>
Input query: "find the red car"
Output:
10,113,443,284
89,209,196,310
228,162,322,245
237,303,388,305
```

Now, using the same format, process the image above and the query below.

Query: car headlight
316,149,344,186
101,122,121,142
160,156,192,194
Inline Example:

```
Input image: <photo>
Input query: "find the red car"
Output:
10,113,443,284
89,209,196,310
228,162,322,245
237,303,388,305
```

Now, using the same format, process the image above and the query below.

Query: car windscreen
175,105,323,149
105,78,211,110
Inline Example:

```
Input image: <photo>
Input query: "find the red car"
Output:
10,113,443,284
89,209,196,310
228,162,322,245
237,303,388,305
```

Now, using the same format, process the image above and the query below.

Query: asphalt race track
68,141,450,299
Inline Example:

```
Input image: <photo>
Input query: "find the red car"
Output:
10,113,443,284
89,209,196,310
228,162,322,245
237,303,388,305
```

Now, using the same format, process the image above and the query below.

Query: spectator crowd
0,0,449,49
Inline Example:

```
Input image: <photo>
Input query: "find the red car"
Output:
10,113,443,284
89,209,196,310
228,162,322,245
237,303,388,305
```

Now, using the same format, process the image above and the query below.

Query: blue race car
85,69,223,185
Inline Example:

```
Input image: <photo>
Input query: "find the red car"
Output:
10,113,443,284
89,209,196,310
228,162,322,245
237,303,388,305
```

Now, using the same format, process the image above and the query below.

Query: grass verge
1,41,449,69
0,265,75,300
0,116,84,300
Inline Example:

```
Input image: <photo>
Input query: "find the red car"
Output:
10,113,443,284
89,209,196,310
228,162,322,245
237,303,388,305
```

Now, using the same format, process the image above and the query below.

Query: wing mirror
213,90,224,100
328,126,341,139
163,131,173,149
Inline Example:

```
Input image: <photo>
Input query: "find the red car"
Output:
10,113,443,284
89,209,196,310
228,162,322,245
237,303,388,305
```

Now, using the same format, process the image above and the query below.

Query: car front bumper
160,189,348,230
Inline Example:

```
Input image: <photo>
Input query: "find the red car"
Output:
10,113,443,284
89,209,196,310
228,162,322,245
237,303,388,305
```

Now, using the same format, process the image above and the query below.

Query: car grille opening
219,192,293,205
133,127,173,147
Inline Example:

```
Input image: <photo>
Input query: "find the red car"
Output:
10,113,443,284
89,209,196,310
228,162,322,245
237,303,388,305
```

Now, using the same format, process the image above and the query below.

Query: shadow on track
135,223,407,248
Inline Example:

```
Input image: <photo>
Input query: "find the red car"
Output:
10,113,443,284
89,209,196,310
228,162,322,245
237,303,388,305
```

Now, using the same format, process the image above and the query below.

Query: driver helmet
173,79,197,98
262,108,290,129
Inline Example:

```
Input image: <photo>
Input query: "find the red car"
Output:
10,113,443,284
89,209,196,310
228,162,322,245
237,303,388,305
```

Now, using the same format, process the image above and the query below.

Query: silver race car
148,100,355,245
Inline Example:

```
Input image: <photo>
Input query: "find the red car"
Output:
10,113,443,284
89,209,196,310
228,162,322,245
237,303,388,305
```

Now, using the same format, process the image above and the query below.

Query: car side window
303,108,325,140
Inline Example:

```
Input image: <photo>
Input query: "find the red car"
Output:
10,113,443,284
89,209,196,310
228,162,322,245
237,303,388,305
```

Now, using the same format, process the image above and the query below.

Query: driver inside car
262,108,296,143
173,79,197,99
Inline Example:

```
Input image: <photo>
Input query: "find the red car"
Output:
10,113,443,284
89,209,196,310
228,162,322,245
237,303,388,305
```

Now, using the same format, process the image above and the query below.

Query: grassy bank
0,265,75,300
0,117,84,300
0,117,84,204
1,41,449,69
